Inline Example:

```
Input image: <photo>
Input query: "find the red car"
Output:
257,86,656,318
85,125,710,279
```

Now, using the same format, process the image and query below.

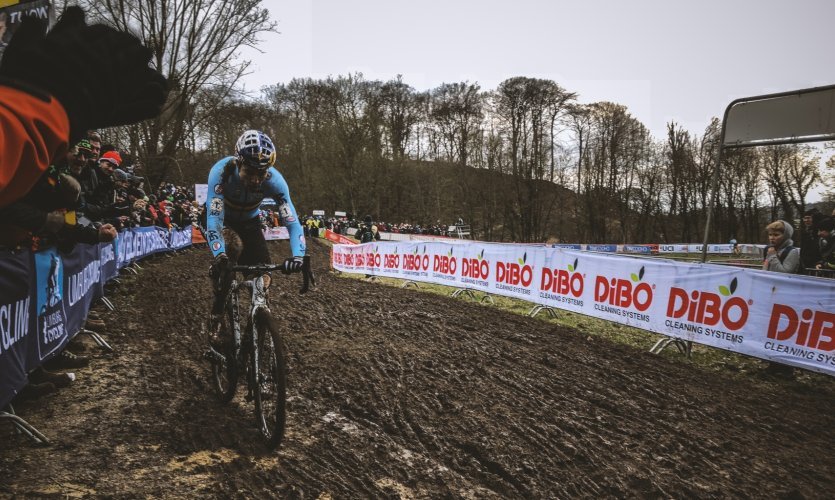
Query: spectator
800,208,823,272
761,219,801,379
815,217,835,272
762,220,801,274
356,215,380,244
0,6,167,401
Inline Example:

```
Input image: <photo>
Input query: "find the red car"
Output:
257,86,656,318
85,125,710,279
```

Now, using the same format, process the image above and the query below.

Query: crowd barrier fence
332,241,835,376
0,226,192,409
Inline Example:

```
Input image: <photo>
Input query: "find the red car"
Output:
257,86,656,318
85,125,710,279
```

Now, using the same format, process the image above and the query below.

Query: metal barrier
805,268,835,279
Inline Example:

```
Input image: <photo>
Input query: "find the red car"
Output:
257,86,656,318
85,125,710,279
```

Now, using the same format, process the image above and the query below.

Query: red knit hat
100,150,122,167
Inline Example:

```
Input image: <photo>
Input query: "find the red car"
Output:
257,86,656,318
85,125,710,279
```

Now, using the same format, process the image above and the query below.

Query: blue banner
34,248,70,363
622,244,653,255
587,244,618,253
117,227,172,268
0,249,36,408
552,244,582,250
0,226,192,409
169,226,192,250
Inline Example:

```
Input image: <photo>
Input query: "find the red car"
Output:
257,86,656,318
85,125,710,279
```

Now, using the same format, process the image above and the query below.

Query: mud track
2,238,834,498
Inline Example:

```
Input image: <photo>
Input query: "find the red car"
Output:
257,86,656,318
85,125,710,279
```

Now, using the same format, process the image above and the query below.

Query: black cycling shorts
226,217,270,266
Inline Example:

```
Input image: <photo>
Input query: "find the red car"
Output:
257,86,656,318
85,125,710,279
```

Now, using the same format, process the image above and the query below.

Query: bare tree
78,0,276,185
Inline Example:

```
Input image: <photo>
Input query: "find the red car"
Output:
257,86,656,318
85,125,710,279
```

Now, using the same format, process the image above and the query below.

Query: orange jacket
0,85,70,208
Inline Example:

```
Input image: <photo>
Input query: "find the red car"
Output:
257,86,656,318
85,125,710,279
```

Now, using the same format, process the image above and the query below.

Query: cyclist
206,130,306,346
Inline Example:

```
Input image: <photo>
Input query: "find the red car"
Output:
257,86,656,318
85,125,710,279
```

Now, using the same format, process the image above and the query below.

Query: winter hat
113,169,130,181
100,150,122,167
818,217,835,232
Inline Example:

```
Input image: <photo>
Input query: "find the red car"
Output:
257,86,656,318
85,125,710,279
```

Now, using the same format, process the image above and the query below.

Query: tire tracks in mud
2,238,835,498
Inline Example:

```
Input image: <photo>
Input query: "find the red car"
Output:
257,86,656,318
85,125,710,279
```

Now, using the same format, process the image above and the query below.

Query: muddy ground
2,238,834,498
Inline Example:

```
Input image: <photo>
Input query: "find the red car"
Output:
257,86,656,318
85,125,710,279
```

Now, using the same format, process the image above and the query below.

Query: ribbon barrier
324,229,357,245
332,241,835,376
0,226,192,409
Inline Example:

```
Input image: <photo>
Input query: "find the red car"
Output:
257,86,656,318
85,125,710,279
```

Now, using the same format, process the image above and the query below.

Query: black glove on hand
0,7,168,143
283,256,304,275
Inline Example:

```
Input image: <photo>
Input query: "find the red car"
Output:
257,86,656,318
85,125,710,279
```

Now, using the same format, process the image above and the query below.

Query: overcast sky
239,0,834,199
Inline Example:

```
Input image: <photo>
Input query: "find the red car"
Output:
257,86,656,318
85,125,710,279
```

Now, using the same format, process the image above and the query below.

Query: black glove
210,253,229,285
0,7,168,143
282,256,304,275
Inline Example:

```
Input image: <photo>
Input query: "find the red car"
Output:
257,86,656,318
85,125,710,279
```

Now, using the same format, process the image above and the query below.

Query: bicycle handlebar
229,255,315,294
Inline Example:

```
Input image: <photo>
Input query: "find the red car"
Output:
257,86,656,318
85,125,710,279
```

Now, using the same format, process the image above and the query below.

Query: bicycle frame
207,257,313,448
228,274,270,400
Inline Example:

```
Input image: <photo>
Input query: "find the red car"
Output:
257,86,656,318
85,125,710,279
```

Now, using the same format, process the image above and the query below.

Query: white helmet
235,130,276,170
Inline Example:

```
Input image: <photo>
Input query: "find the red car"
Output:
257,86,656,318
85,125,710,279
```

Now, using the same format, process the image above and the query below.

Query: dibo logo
540,257,583,297
496,252,533,287
403,246,429,271
383,246,400,269
666,277,750,330
461,249,490,280
594,266,653,311
433,247,457,275
767,304,835,351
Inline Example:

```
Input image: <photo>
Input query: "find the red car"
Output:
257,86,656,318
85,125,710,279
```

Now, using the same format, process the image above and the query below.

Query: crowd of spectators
1,133,197,252
0,132,197,402
308,215,466,238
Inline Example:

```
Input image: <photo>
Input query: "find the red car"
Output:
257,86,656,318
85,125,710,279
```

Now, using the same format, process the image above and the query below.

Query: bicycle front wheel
252,309,287,449
211,303,238,403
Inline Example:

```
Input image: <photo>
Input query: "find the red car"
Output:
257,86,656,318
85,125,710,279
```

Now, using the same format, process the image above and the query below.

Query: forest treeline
80,0,833,244
186,74,831,244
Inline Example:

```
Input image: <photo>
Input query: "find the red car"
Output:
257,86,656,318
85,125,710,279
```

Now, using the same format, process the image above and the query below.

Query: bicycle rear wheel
252,309,287,449
211,303,238,403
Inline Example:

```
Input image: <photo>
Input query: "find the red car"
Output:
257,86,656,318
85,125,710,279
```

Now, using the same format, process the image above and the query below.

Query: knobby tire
211,302,238,403
253,309,287,449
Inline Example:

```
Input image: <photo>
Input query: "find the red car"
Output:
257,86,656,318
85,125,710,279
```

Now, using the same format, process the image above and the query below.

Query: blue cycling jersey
205,156,305,258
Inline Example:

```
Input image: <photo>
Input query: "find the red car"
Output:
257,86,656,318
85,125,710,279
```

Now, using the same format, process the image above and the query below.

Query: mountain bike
204,256,314,449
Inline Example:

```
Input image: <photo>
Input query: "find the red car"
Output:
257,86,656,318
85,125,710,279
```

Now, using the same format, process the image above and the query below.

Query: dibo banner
332,241,835,376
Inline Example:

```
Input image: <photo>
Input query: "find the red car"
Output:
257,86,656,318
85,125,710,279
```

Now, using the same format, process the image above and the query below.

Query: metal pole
700,104,732,264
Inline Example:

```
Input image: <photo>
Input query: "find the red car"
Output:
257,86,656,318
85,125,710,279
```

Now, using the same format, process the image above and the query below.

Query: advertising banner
60,242,102,340
169,226,192,250
0,249,35,409
0,0,51,59
587,244,618,253
34,248,69,363
324,229,356,245
332,241,835,376
0,226,193,408
263,226,290,241
116,227,172,268
194,184,208,205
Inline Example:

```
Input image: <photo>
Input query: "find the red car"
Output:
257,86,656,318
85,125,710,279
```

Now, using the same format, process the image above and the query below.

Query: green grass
334,270,835,390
